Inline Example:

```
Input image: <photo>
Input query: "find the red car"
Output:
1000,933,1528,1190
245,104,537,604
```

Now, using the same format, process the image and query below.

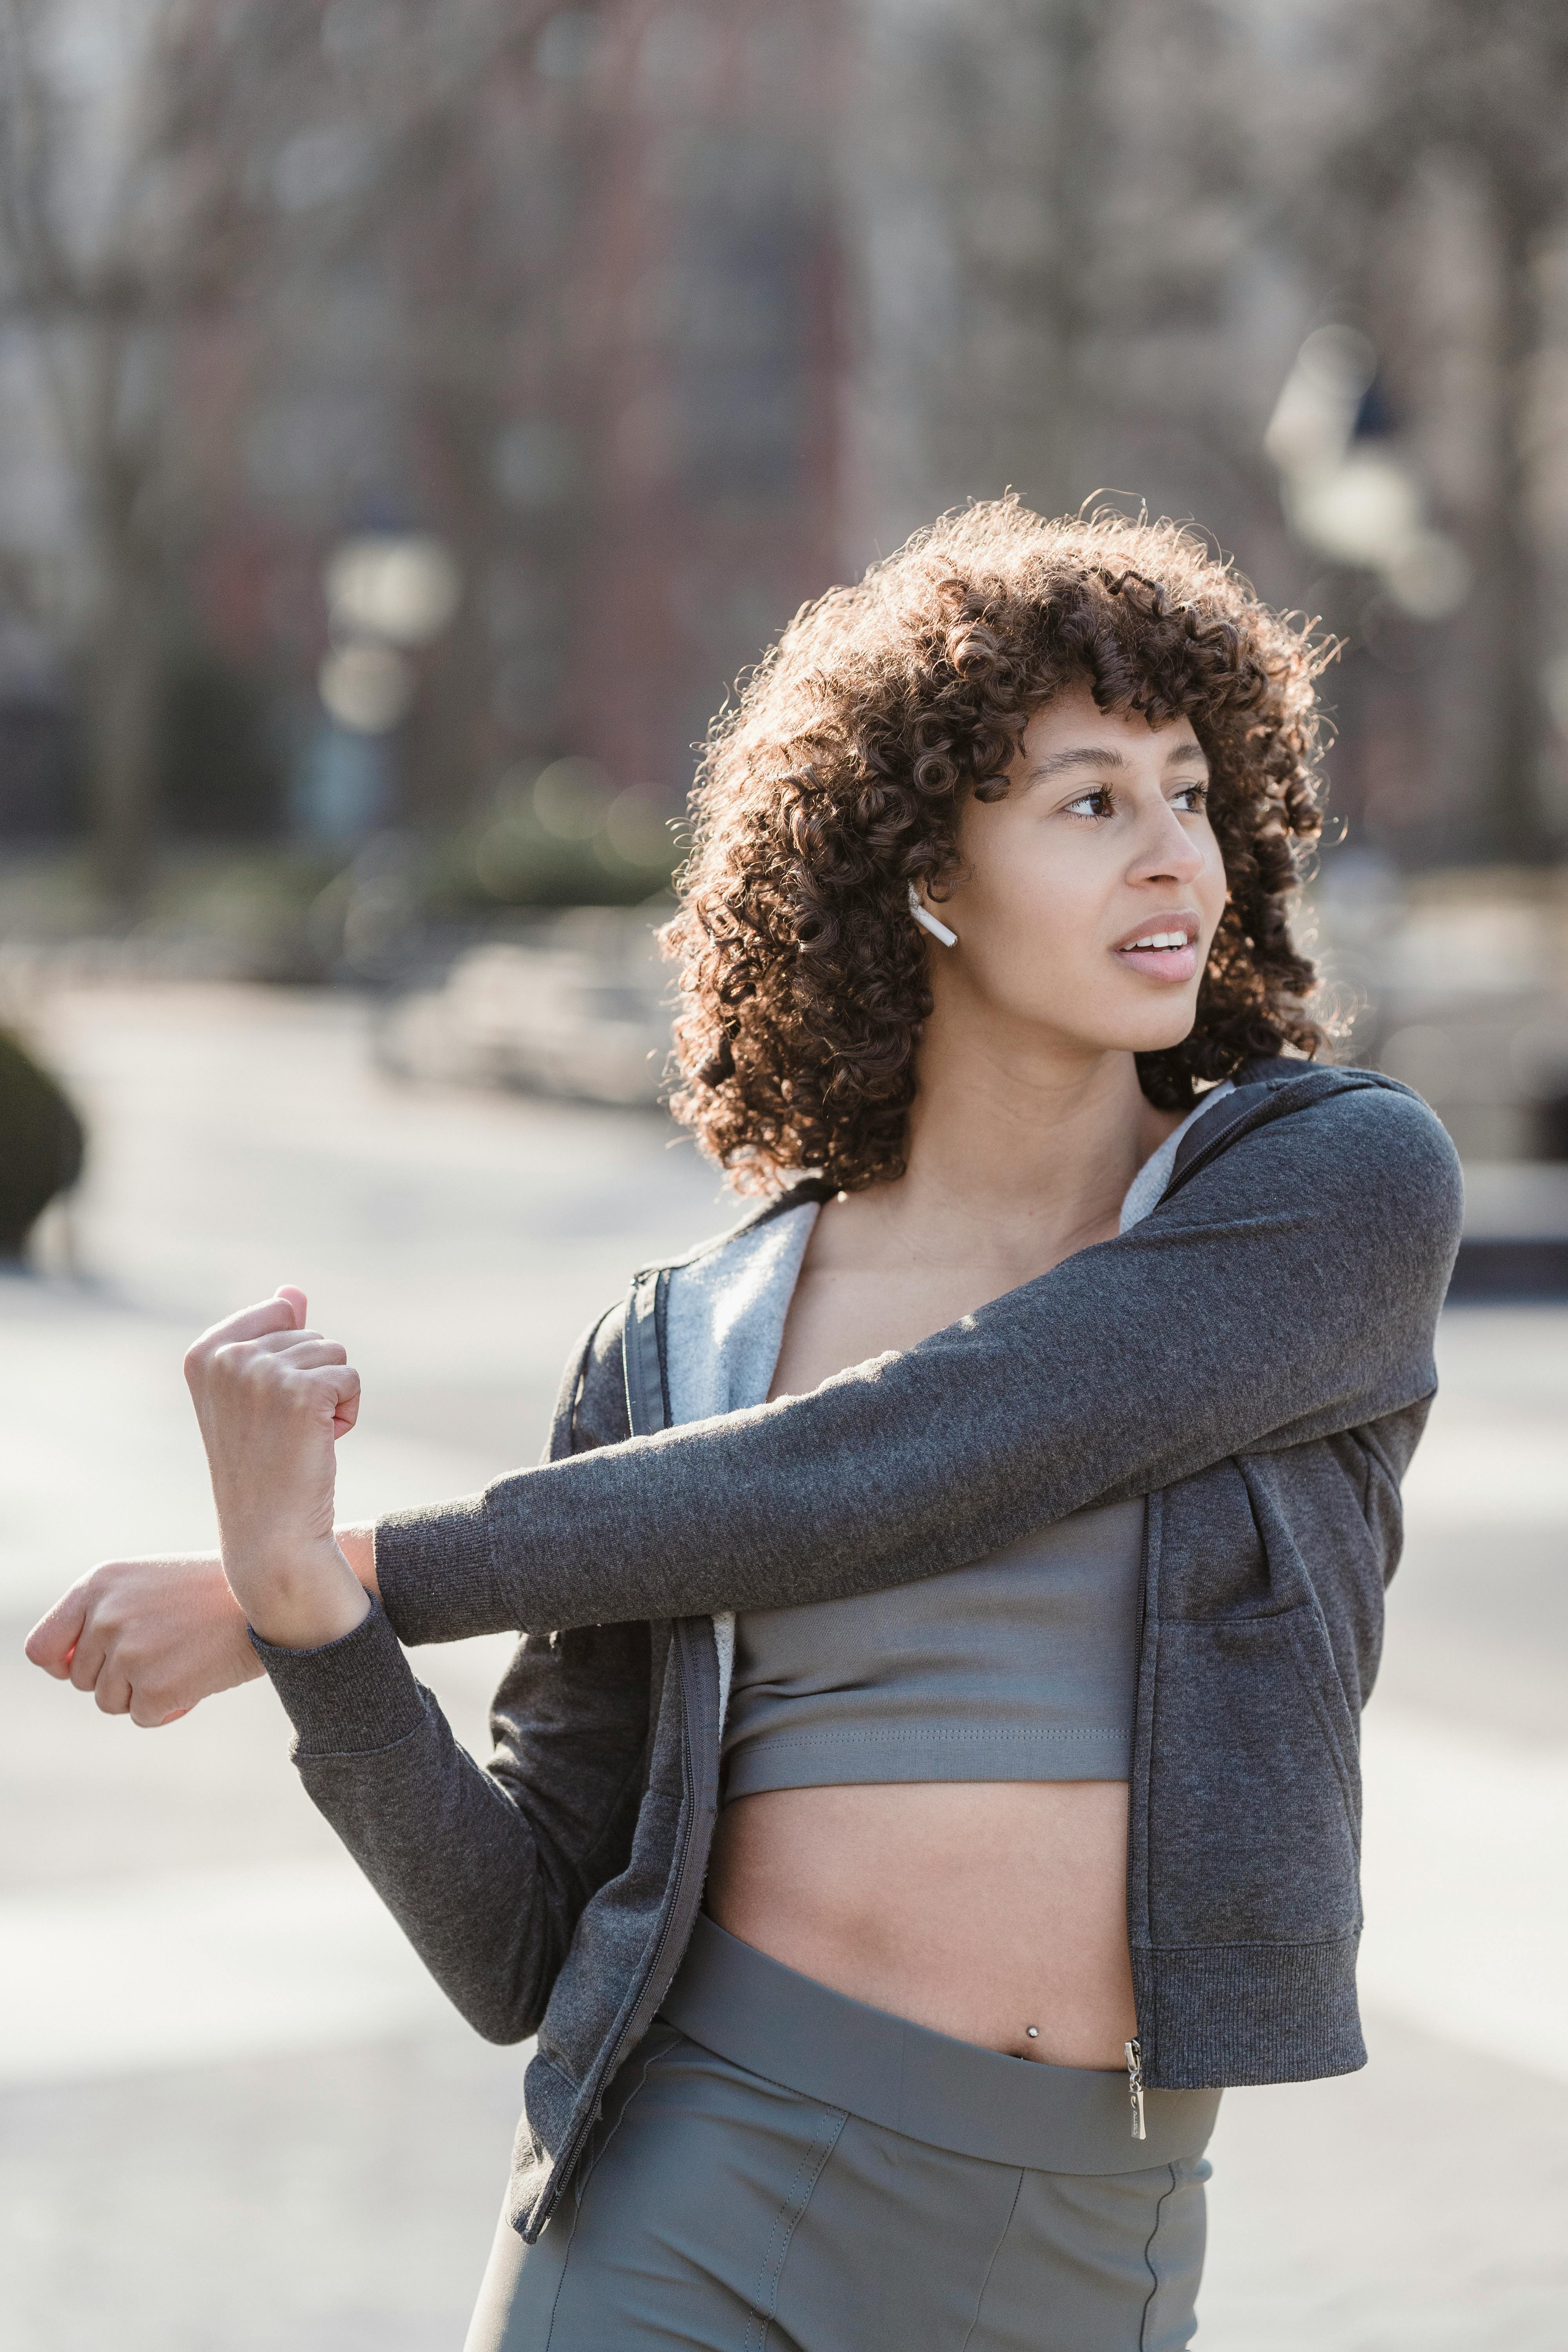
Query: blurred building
1,0,1566,883
172,0,846,848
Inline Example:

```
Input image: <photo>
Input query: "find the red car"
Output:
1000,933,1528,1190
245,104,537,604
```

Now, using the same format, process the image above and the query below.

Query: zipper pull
1125,2039,1147,2141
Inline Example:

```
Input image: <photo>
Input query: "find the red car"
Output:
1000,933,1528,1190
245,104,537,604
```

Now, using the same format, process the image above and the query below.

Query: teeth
1126,931,1189,950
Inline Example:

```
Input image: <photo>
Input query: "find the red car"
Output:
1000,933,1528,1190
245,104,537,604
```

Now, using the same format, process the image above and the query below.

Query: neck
873,1016,1176,1275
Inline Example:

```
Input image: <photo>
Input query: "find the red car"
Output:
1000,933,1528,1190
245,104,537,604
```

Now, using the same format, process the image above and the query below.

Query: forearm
252,1608,645,2040
255,1608,559,2038
186,1287,373,1652
376,1090,1462,1644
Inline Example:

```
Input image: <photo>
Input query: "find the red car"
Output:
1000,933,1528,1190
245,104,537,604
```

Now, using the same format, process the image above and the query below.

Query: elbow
445,1972,546,2045
446,1929,563,2047
468,2001,539,2048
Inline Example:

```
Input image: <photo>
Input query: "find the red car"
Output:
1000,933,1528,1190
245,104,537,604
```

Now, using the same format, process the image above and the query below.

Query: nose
1127,797,1205,886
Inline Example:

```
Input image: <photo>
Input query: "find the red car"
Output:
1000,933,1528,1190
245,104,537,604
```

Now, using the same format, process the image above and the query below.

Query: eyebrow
1025,740,1209,782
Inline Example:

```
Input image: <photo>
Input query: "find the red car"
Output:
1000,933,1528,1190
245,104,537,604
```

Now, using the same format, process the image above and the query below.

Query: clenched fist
25,1551,263,1724
183,1286,370,1651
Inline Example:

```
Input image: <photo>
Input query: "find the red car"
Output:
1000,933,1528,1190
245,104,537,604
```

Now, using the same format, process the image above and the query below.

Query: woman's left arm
373,1081,1465,1643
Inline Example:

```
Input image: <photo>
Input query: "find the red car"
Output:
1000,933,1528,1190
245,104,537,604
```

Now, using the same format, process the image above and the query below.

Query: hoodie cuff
372,1488,507,1646
248,1598,427,1758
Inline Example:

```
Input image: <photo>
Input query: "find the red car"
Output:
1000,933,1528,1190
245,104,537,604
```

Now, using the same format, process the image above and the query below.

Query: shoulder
1210,1059,1465,1250
1274,1062,1460,1199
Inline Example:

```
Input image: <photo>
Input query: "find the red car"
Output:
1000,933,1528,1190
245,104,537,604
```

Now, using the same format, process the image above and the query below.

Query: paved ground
2,983,1564,2349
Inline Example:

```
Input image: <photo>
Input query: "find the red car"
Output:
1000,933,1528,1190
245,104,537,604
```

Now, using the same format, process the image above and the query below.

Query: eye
1063,785,1116,821
1171,779,1209,813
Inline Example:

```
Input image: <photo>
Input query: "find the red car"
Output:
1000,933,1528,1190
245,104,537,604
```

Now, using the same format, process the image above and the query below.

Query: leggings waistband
659,1914,1220,2177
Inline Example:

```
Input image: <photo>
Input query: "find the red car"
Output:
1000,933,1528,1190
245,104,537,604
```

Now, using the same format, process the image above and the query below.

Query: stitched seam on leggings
537,2172,584,2352
742,2106,846,2352
1138,2162,1182,2352
956,2169,1025,2352
572,2029,677,2208
541,2037,675,2351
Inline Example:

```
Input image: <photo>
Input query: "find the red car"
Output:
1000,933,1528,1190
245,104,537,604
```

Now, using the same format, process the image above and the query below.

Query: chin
1143,1018,1200,1052
1110,1009,1200,1058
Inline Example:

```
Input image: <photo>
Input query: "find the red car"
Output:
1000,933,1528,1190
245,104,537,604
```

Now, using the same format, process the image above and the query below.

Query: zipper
534,1615,718,2229
608,1617,719,2061
1125,2039,1147,2140
538,1272,719,2226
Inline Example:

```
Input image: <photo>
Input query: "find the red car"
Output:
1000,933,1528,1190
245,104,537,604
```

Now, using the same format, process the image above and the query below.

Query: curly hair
662,497,1334,1194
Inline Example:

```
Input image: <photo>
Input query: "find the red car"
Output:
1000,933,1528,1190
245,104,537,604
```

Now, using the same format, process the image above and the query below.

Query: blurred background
1,2,1565,2347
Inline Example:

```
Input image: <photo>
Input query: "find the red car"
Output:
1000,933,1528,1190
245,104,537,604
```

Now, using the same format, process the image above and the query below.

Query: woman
30,502,1463,2349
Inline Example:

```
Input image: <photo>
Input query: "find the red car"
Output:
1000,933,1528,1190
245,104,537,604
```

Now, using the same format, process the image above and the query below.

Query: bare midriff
704,1778,1137,2070
714,1144,1175,2079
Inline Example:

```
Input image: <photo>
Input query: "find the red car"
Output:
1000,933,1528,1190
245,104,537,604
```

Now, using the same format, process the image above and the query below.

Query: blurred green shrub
0,1030,85,1256
159,650,284,839
428,759,682,911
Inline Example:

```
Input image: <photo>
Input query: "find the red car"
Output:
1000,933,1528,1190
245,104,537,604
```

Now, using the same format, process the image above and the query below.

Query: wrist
225,1539,372,1652
334,1522,380,1599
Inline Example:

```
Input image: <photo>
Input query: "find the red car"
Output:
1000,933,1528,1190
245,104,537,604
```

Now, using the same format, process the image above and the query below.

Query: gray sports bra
661,1085,1234,1806
721,1498,1146,1798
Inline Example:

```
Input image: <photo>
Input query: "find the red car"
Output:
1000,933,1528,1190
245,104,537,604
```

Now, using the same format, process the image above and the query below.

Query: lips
1112,913,1201,984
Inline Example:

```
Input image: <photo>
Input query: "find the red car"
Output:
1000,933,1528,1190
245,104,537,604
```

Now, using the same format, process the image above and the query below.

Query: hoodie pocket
1147,1605,1362,1948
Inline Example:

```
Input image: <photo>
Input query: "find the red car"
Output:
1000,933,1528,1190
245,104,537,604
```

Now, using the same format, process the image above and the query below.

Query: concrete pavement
2,983,1564,2348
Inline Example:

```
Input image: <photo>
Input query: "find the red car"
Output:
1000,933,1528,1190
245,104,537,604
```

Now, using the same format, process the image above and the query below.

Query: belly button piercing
1025,2026,1039,2040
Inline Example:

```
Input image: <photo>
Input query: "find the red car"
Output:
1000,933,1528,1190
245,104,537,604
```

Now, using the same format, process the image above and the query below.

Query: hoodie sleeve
374,1078,1464,1644
243,1304,649,2043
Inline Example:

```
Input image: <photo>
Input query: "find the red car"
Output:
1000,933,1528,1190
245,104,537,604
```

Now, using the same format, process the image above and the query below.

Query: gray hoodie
255,1058,1463,2242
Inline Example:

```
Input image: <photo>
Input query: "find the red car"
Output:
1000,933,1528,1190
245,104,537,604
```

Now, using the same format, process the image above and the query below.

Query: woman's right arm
24,1313,648,2041
251,1603,650,2042
235,1303,645,2042
21,1303,619,1727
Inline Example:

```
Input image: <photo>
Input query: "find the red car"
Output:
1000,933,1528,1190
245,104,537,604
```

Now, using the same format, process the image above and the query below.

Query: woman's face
922,684,1229,1060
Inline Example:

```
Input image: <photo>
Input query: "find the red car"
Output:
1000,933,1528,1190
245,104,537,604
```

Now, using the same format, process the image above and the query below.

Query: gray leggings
466,1919,1220,2352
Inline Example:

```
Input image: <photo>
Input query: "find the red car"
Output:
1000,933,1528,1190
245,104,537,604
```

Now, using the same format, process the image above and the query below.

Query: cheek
1194,818,1227,896
961,840,1109,1004
966,828,1082,942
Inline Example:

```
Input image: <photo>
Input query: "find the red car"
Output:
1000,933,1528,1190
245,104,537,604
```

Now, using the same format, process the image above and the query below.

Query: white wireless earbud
907,882,958,948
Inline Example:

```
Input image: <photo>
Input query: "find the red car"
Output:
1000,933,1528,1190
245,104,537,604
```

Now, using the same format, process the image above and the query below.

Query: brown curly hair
662,497,1334,1194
